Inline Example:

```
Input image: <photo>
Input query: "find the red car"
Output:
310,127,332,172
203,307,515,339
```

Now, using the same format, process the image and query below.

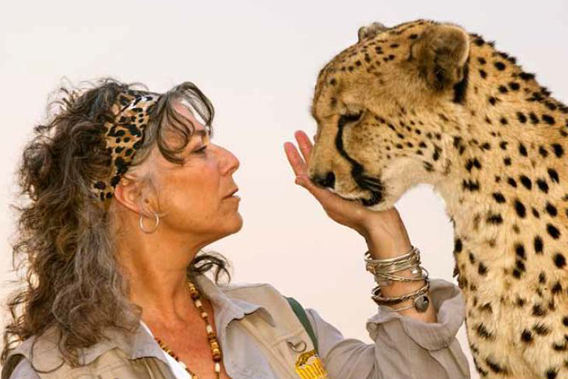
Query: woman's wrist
366,236,412,259
361,212,412,259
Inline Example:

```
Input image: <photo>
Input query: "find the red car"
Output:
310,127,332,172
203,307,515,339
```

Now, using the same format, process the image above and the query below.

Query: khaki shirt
4,277,470,379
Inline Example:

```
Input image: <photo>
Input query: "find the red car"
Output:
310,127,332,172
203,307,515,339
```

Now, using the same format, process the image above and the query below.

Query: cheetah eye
338,112,362,127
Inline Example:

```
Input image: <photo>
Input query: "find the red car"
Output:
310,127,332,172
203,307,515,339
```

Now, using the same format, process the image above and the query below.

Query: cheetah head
309,20,471,210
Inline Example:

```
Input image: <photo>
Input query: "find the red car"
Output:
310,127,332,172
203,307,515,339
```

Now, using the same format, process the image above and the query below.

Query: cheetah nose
311,172,335,189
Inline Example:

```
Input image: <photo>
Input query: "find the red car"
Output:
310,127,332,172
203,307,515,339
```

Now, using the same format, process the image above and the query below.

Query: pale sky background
1,1,567,378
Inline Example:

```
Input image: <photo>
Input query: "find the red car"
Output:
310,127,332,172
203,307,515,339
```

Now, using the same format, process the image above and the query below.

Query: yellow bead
212,349,222,360
188,284,199,299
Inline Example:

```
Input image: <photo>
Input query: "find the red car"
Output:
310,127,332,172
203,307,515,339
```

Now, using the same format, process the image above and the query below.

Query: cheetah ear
357,22,387,42
411,24,470,91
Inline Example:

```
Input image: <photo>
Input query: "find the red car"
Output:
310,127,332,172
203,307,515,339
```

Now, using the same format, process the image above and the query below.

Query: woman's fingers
285,131,387,235
285,135,367,227
283,142,307,178
294,130,313,164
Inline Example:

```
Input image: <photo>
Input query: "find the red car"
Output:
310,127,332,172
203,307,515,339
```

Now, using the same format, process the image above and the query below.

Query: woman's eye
194,145,208,154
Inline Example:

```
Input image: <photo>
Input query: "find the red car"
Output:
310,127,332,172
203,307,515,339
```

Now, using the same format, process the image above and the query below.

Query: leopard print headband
92,89,160,210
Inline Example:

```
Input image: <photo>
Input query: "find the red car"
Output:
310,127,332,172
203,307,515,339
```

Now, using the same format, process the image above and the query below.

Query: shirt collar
196,275,276,328
80,275,275,364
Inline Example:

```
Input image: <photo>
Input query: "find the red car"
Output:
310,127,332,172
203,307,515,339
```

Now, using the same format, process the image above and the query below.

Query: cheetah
308,20,568,378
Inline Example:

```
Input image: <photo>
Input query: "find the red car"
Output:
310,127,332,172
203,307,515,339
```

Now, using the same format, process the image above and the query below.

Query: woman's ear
113,175,148,215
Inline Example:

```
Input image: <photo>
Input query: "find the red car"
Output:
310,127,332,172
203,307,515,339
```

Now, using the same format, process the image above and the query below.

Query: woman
1,79,469,379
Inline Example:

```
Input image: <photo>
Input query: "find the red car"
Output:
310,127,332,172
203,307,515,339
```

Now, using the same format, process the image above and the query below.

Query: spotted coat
309,19,568,379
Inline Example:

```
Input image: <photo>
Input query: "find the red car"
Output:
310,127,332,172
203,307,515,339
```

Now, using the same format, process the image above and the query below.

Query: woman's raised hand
283,130,412,258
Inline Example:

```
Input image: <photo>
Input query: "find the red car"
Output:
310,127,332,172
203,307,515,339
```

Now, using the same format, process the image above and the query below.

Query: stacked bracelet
365,247,428,287
365,246,430,313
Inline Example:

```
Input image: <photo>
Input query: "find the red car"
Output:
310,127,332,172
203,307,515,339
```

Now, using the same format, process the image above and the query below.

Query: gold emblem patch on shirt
295,350,328,379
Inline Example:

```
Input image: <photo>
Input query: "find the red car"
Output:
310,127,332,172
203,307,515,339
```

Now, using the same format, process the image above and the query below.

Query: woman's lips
224,188,239,199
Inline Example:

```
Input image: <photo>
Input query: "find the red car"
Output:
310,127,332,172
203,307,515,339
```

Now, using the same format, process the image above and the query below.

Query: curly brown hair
1,78,230,365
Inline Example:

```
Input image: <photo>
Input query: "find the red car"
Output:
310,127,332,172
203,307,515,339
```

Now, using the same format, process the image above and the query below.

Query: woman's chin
223,213,244,236
233,213,244,232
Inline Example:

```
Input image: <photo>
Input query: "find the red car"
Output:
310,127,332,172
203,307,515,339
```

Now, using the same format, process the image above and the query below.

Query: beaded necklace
154,281,222,379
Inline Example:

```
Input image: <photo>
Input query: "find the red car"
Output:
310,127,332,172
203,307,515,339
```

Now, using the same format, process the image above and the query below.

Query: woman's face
143,104,242,244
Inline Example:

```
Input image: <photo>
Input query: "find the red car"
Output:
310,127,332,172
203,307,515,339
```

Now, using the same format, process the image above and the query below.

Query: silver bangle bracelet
374,267,429,287
364,246,417,264
366,245,426,285
365,246,422,275
371,280,430,305
379,294,431,313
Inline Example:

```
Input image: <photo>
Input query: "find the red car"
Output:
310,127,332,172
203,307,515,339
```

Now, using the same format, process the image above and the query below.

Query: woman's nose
217,145,240,175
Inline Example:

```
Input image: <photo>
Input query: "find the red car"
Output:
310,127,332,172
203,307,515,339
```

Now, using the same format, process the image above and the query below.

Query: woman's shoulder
217,280,298,306
1,331,61,379
212,280,300,315
2,356,39,379
1,326,141,379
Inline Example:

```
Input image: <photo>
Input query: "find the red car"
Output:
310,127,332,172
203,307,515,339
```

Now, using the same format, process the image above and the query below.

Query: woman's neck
114,226,205,325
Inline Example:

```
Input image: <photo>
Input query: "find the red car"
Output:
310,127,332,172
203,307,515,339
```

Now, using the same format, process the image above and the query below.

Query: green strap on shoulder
285,297,319,354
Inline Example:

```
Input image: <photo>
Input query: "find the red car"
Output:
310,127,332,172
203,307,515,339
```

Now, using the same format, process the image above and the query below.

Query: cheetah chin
308,19,568,379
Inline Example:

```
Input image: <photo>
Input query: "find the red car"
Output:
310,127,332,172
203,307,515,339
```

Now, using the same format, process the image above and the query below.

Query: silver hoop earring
139,211,160,234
